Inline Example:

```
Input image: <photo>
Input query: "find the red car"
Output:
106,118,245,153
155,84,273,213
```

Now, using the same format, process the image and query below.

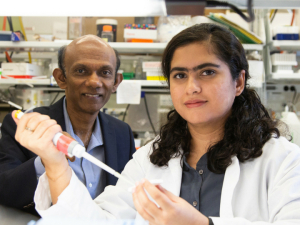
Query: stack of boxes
142,62,165,81
271,53,297,74
1,63,42,79
273,26,299,40
123,24,157,43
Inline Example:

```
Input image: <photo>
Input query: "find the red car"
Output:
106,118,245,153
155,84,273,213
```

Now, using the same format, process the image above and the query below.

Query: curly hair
150,23,280,173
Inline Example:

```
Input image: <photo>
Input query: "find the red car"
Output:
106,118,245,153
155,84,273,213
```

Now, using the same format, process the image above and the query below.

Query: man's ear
53,68,67,90
235,70,245,96
112,73,123,93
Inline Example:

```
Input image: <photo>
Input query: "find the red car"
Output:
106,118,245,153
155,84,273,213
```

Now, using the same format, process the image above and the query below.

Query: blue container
0,31,12,41
275,33,299,40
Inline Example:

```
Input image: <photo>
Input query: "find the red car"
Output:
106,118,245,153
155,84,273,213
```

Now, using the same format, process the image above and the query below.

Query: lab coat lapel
165,154,183,196
220,156,240,218
48,97,66,131
99,112,118,185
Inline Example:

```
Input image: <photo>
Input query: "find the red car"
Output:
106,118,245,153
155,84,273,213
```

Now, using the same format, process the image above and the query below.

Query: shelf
110,43,166,54
0,52,57,59
0,41,264,54
242,44,264,51
50,79,167,87
140,80,167,87
269,73,300,80
0,41,71,52
0,78,51,85
269,40,300,51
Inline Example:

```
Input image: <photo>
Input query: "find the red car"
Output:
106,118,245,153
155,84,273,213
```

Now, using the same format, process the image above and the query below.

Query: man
0,35,136,216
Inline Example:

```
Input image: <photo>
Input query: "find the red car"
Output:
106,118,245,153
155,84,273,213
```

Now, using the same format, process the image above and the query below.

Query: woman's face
169,42,244,127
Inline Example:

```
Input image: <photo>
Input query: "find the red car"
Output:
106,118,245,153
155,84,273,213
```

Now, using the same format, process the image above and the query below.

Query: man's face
62,37,118,115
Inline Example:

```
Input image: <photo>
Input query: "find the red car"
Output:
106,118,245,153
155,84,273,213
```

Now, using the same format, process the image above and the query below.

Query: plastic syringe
14,110,134,186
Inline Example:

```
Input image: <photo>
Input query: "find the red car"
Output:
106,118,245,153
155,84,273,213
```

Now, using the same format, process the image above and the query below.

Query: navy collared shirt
34,98,106,199
179,153,225,217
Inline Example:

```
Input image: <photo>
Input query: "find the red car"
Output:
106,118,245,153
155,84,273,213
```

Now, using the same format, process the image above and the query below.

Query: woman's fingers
132,186,156,223
142,179,174,210
156,184,178,202
134,181,163,219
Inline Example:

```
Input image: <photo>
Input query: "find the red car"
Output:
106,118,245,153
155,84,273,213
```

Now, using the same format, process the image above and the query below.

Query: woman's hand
132,179,209,225
12,110,68,171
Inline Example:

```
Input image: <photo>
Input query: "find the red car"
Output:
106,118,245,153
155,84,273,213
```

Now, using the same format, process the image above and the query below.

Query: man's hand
132,179,209,225
12,110,68,173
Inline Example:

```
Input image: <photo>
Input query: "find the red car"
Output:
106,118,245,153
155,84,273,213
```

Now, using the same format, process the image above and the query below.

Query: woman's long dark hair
150,23,280,173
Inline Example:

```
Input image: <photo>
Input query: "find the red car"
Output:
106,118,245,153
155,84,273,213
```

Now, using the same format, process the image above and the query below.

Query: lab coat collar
166,152,183,197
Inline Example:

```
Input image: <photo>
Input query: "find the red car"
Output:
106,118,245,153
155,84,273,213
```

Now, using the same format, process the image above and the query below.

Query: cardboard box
124,29,157,40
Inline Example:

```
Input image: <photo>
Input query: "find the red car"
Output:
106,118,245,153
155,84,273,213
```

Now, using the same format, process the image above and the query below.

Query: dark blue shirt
179,153,225,217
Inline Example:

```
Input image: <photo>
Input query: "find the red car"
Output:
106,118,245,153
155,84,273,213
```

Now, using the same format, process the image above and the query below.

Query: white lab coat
35,136,300,225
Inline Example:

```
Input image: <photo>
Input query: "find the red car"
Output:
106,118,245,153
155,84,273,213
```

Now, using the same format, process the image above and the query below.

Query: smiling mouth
83,93,102,98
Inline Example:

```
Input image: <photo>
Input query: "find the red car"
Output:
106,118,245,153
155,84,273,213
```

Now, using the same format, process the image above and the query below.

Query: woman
13,24,300,225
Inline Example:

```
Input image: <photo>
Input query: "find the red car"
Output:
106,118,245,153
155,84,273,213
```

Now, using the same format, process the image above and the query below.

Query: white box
124,29,157,40
2,63,42,76
273,26,299,36
271,53,297,66
142,61,161,68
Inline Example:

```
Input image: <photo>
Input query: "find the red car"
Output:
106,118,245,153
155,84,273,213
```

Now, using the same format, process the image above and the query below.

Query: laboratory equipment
97,19,117,42
14,110,163,189
14,110,134,186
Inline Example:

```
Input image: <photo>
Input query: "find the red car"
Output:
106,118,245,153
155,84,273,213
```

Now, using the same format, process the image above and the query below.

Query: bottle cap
103,25,112,32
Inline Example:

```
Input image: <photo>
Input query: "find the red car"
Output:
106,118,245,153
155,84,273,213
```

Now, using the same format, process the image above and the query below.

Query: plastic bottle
101,25,114,42
135,58,143,80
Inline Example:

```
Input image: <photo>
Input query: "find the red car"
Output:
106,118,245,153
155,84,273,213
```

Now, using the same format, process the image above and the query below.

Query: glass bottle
101,25,114,42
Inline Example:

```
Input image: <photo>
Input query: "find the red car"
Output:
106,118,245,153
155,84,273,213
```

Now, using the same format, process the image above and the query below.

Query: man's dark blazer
0,97,136,216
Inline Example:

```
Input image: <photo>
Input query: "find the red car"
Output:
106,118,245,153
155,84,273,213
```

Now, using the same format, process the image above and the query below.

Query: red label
56,135,74,155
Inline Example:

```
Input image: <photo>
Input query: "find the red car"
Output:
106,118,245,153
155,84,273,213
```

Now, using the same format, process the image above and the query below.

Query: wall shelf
0,78,51,85
0,41,264,54
269,73,300,80
268,40,300,51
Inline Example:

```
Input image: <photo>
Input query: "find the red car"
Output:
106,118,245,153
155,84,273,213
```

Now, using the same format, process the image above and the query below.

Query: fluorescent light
1,0,167,17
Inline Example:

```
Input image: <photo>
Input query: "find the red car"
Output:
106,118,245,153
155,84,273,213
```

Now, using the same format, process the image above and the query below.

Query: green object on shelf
123,72,135,80
208,13,263,44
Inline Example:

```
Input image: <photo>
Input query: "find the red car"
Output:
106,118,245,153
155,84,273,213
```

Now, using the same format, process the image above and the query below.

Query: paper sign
117,80,141,104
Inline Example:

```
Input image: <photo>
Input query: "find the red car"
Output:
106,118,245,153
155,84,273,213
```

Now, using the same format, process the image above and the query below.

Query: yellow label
146,76,166,81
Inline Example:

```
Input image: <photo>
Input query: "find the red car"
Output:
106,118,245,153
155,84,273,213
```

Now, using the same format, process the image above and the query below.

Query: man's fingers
26,114,51,132
32,119,57,140
14,112,41,140
11,110,18,124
